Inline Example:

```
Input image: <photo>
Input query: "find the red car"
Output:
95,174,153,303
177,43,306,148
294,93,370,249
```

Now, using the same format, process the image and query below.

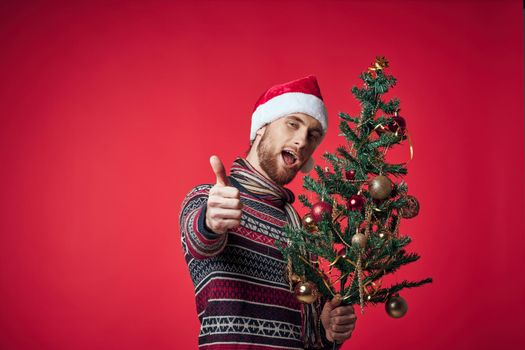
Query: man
180,76,357,349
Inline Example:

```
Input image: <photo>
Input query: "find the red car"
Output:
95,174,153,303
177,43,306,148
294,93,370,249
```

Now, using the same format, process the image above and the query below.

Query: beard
256,133,298,186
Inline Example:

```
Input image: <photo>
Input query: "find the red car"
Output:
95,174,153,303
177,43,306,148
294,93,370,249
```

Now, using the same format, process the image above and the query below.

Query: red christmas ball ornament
323,167,334,177
387,115,407,134
311,201,333,223
347,195,366,211
345,169,356,180
337,246,348,259
399,195,420,219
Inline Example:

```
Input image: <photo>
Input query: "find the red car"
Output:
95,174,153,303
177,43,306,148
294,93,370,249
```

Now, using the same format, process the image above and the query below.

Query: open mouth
281,149,299,167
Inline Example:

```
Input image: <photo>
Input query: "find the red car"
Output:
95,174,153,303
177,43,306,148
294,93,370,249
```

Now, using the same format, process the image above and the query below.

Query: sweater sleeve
179,184,228,259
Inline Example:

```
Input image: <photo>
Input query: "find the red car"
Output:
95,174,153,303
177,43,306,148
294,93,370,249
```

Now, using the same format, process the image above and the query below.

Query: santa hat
250,75,328,173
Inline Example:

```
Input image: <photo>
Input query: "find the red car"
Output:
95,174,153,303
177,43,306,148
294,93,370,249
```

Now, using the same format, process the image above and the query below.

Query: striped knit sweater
180,159,333,349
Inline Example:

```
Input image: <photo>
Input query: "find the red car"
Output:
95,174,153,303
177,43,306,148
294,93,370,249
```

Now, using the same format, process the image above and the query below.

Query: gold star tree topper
368,56,389,72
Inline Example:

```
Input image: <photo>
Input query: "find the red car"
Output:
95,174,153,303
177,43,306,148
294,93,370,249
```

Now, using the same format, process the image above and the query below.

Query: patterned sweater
179,161,334,350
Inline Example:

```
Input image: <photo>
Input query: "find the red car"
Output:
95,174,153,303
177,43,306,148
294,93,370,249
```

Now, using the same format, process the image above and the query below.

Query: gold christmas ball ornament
294,281,319,304
289,273,302,284
351,232,367,248
385,294,408,318
302,213,318,233
399,195,420,219
369,175,393,200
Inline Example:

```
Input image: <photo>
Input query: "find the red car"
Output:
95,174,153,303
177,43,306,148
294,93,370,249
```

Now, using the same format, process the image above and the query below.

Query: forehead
281,113,323,130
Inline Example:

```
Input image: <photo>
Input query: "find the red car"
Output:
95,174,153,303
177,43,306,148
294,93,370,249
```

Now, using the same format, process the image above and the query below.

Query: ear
251,126,266,147
256,125,266,137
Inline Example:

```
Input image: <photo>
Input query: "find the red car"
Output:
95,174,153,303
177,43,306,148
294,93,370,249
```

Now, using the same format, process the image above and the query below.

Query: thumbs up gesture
205,155,243,234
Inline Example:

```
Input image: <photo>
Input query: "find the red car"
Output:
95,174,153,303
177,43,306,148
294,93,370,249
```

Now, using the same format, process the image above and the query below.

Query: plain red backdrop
1,1,524,349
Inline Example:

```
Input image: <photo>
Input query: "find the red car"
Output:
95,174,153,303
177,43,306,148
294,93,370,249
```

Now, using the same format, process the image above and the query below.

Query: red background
1,1,524,349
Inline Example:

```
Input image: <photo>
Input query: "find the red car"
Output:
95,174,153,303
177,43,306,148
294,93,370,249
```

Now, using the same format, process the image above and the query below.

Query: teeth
283,150,297,161
284,150,297,160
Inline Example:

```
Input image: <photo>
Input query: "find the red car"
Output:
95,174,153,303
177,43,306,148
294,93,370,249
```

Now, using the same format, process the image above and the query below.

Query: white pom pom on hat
250,75,328,173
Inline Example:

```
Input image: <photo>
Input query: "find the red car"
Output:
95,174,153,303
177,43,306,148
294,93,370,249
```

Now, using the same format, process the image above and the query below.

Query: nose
292,129,309,149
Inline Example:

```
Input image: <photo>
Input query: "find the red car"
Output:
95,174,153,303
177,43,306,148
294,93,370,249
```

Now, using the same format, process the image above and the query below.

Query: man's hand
320,294,357,345
205,155,243,234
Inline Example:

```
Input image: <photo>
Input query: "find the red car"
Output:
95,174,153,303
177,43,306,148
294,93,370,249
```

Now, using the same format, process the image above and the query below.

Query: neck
231,158,295,205
246,142,272,182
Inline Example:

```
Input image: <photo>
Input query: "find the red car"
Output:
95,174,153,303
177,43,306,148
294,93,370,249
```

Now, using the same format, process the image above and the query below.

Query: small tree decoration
279,57,432,343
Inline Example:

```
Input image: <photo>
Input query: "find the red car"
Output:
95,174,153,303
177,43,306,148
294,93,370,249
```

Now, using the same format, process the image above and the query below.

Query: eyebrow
287,115,323,135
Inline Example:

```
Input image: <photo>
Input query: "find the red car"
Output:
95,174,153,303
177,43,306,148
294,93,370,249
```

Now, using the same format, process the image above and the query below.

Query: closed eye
308,131,321,142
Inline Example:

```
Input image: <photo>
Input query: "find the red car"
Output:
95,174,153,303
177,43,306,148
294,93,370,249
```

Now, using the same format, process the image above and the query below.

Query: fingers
330,304,355,318
329,313,357,326
209,208,242,220
207,196,242,210
325,303,357,344
206,218,241,234
205,203,242,234
329,318,356,342
330,323,356,333
206,194,242,234
210,155,229,186
208,186,242,211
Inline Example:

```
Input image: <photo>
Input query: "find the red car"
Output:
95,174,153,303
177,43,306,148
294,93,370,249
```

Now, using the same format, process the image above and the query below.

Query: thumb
328,294,342,310
210,155,229,186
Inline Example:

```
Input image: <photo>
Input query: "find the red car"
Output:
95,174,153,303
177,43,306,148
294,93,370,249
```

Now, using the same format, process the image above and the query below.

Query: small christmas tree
280,57,432,329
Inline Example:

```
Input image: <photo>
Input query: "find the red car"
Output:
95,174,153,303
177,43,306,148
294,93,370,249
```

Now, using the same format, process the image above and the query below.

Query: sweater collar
229,158,295,208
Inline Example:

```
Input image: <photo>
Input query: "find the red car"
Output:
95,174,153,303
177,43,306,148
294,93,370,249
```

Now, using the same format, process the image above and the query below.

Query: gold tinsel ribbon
373,123,414,164
343,249,364,315
357,254,364,314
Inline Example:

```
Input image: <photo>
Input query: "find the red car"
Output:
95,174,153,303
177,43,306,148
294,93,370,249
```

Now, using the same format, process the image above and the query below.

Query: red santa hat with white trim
250,75,328,173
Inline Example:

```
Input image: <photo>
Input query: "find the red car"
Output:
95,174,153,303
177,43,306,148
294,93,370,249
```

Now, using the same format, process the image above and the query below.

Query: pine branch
338,112,360,124
303,175,328,200
323,152,342,167
339,121,361,144
366,133,404,150
366,278,433,304
382,164,408,176
379,98,401,114
336,146,357,165
298,194,312,208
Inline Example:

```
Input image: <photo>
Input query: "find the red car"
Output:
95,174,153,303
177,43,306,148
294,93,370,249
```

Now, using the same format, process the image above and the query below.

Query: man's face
256,113,323,185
